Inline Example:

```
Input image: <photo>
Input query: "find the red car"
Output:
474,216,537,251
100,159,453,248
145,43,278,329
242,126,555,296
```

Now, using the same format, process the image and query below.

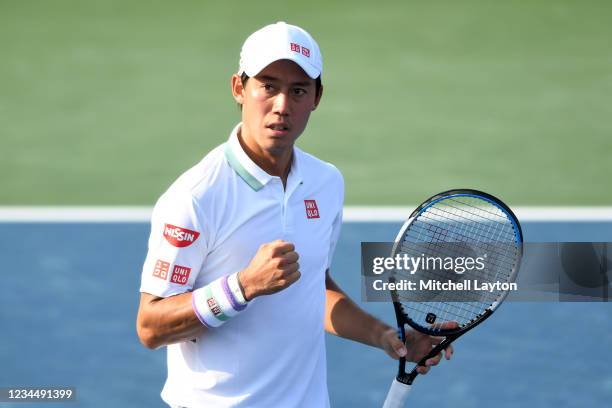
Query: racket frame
389,189,523,386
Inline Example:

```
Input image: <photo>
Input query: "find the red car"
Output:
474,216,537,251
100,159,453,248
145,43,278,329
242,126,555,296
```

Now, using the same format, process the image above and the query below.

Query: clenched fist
238,240,301,301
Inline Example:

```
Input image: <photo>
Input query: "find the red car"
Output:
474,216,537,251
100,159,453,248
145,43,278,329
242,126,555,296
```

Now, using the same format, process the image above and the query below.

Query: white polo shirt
140,123,344,408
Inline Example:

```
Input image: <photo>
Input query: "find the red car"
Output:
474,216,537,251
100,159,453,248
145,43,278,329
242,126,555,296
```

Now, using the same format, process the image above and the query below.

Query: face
231,59,322,157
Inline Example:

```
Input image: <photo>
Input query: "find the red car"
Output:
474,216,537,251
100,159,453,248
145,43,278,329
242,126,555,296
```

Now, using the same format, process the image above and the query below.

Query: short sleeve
326,208,343,270
140,191,208,297
326,170,344,270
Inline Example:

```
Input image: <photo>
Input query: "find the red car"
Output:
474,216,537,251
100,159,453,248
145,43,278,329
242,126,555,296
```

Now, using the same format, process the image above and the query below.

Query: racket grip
382,378,412,408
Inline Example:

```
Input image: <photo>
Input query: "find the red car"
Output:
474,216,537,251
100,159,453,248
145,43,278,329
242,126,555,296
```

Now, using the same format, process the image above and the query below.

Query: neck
237,129,293,185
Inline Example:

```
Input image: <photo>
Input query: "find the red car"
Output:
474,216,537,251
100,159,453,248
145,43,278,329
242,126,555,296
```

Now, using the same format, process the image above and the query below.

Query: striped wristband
227,272,248,304
192,273,248,328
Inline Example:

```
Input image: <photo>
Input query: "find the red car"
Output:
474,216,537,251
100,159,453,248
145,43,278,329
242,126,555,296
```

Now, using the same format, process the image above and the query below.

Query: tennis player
136,21,453,408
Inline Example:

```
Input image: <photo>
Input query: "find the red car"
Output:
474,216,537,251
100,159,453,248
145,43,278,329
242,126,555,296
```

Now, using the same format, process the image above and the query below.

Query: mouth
266,123,291,136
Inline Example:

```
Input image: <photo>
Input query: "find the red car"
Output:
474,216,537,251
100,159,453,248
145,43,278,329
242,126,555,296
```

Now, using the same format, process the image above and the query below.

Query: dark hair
239,72,323,101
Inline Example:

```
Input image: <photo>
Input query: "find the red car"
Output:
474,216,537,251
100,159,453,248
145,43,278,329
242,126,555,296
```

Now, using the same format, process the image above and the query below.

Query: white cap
238,21,322,79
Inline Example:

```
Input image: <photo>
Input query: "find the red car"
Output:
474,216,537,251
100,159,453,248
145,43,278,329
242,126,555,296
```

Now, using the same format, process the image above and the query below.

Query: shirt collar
224,123,303,191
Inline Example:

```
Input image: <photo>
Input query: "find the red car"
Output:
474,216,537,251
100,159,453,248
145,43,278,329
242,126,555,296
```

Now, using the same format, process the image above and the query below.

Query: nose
272,91,290,116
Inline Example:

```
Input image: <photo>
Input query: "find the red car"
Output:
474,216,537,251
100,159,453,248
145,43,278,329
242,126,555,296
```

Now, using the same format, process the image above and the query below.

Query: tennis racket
382,189,523,408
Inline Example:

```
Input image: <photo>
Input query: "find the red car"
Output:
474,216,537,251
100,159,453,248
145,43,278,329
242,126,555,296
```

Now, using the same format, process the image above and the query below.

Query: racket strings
403,216,518,281
395,196,520,332
420,204,517,243
401,226,517,274
398,241,511,285
447,197,514,223
398,244,515,284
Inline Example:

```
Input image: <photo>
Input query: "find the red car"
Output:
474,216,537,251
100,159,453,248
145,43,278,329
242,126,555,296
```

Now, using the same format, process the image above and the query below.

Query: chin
265,137,295,153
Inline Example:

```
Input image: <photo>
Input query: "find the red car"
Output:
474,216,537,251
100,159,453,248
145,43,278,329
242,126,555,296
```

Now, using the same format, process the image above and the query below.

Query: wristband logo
163,224,200,247
207,297,222,317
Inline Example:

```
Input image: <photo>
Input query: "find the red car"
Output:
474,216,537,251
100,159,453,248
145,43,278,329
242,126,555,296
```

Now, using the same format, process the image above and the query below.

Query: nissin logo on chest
304,200,320,219
163,224,200,247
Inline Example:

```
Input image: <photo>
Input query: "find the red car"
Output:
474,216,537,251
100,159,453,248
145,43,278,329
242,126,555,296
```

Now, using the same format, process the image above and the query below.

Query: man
136,22,453,407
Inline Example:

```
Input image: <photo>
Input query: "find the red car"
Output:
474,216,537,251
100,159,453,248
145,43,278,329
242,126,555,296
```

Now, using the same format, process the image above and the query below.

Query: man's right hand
238,240,301,301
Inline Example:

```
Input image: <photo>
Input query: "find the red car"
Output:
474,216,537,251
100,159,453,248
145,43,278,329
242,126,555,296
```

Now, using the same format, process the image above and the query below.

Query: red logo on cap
170,264,191,285
153,259,170,280
290,43,310,58
304,200,320,219
163,224,200,247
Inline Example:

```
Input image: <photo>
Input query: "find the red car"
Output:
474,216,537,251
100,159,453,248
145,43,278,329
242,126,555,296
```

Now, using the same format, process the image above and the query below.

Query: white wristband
192,275,247,328
227,272,248,305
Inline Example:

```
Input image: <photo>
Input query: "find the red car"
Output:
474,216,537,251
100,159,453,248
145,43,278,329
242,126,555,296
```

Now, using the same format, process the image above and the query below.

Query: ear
231,74,245,105
312,84,323,111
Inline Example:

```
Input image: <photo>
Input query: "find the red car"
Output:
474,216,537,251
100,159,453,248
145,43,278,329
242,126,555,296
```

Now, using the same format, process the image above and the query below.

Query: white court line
0,207,153,223
1,206,612,223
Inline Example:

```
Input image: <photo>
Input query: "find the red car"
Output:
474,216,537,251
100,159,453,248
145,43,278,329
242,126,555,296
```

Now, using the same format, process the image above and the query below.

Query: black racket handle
404,335,457,384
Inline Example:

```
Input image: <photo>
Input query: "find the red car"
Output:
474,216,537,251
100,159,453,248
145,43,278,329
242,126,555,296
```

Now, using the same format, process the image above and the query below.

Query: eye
293,88,307,96
263,83,274,92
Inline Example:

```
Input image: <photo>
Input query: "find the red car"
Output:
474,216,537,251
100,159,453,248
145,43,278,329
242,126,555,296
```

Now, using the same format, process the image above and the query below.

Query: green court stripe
224,143,263,191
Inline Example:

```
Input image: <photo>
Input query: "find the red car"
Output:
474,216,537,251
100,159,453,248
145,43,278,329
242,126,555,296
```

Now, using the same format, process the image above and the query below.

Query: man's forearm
324,272,393,349
137,292,207,349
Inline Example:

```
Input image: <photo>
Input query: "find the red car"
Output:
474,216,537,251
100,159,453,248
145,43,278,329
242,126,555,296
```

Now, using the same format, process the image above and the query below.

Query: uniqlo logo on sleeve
290,42,300,52
170,265,191,286
301,46,310,57
152,260,170,280
163,224,200,247
304,200,320,219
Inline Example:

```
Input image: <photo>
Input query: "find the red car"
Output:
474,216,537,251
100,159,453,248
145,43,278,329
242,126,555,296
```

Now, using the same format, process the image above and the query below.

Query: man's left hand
379,321,457,375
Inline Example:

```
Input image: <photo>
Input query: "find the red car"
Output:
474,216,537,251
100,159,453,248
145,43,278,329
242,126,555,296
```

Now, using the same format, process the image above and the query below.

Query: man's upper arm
139,191,209,298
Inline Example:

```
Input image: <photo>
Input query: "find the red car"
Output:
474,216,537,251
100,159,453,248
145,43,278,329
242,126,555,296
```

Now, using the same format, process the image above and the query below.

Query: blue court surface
1,221,611,407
